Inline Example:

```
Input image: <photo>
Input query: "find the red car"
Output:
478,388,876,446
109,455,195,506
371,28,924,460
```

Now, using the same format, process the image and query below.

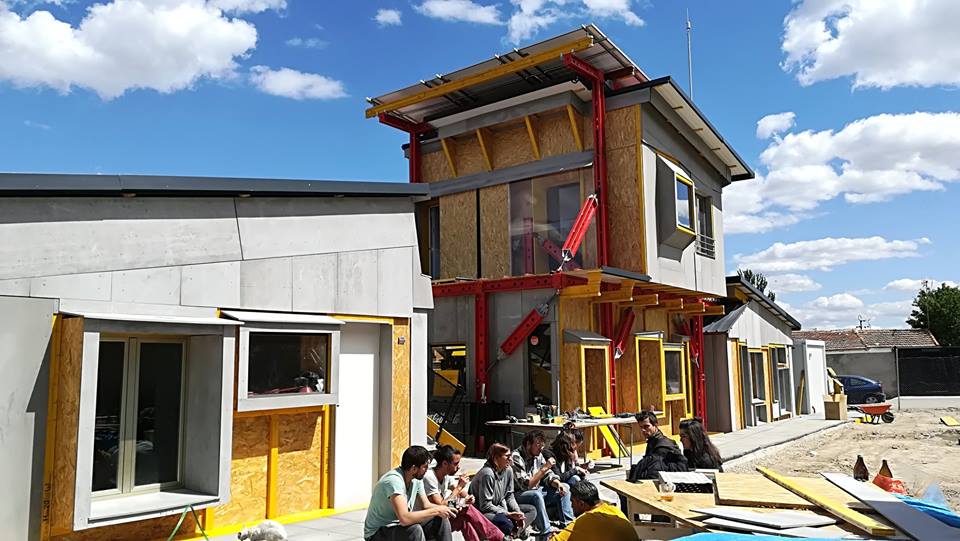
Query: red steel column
475,292,489,402
378,113,431,183
692,315,707,426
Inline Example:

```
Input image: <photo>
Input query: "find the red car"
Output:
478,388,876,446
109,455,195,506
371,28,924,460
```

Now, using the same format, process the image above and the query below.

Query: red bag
873,474,908,495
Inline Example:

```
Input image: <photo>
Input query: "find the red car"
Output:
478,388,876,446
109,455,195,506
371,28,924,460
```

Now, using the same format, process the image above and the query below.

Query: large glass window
247,332,330,396
92,338,184,494
430,344,465,399
676,175,695,231
526,324,553,406
664,348,684,396
509,169,596,275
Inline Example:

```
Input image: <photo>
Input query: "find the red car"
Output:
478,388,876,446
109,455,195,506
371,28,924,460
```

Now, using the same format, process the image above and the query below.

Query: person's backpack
628,451,688,481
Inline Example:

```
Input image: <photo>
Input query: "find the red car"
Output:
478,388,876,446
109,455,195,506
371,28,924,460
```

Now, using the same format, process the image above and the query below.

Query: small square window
247,332,330,396
675,175,695,231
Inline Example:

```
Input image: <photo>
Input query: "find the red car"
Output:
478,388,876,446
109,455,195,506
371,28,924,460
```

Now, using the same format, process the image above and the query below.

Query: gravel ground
724,408,960,510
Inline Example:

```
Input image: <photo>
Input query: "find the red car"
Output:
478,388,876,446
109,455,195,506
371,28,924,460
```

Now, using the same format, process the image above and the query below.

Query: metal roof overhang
727,276,801,330
563,328,611,345
367,25,647,124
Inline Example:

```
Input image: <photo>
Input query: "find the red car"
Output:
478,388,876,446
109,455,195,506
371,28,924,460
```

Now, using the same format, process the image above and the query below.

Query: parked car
836,375,886,404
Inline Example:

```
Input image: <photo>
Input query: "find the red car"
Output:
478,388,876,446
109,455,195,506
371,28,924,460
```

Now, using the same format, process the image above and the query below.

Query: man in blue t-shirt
364,446,456,541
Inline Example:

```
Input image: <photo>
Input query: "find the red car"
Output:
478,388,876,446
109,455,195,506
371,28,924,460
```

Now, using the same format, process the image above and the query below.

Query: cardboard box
823,394,848,420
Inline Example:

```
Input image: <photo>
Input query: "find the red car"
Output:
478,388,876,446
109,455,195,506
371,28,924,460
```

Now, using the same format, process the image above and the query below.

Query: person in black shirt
679,418,723,471
627,411,687,482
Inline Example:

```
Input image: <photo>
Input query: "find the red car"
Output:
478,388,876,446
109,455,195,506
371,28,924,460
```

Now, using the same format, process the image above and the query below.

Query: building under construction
370,25,754,454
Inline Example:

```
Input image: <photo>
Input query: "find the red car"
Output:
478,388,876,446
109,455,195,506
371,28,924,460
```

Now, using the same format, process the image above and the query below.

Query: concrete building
792,328,939,398
0,175,432,540
703,276,802,432
369,25,753,452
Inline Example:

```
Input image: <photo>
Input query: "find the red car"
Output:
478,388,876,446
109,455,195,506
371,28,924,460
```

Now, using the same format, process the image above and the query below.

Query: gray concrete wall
827,350,898,397
0,295,58,541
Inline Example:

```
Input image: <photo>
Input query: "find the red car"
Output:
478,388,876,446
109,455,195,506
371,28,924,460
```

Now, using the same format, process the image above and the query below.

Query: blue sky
1,0,957,328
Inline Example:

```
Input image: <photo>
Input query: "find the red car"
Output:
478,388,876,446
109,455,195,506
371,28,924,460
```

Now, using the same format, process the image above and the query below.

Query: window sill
88,489,218,526
237,392,338,412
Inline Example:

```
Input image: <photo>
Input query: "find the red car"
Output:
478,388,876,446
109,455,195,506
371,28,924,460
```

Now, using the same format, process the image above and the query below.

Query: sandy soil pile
726,408,960,510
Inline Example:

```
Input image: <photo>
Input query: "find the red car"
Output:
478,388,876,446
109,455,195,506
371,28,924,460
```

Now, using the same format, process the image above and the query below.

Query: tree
907,282,960,346
737,268,776,302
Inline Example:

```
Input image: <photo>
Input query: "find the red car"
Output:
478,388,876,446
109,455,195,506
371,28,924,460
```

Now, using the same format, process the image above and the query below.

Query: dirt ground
726,408,960,510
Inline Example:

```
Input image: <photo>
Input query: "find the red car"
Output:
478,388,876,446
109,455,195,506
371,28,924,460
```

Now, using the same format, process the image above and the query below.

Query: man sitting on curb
551,482,639,541
421,445,504,541
512,431,574,534
364,445,457,541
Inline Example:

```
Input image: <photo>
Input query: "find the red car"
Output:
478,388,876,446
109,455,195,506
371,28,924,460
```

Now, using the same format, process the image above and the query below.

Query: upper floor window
248,332,330,395
509,169,596,275
696,194,715,258
675,174,695,232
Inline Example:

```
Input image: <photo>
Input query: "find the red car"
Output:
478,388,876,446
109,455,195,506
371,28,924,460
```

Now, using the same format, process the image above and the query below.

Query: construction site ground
725,407,960,510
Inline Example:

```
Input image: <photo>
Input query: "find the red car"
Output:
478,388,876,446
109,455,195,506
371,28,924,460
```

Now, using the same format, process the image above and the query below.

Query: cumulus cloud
725,112,960,234
782,0,960,89
506,0,561,44
734,236,930,273
208,0,285,13
415,0,501,24
374,8,402,27
884,278,957,293
756,112,795,139
790,295,915,330
767,273,822,293
810,293,864,310
582,0,644,27
250,66,347,100
0,0,258,99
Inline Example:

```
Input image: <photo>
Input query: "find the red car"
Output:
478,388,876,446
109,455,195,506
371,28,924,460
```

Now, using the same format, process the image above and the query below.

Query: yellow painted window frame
747,347,767,402
674,173,696,236
684,342,694,418
662,344,687,402
579,344,611,411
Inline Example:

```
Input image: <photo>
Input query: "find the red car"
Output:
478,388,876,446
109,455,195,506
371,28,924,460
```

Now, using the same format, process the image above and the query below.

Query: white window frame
92,336,187,499
236,322,342,412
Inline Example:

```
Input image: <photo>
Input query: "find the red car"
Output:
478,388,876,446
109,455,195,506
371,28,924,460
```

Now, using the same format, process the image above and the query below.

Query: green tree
907,282,960,346
737,268,776,302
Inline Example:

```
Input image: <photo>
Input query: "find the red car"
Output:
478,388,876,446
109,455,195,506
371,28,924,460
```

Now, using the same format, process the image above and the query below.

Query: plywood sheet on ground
539,109,580,158
392,319,411,467
53,513,199,541
439,191,477,279
490,122,535,170
422,151,450,183
277,412,323,516
52,316,84,532
214,415,270,526
479,184,510,279
715,473,869,511
606,145,643,272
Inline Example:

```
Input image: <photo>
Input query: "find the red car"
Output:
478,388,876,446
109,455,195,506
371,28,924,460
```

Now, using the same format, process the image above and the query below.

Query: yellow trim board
524,115,541,160
941,415,959,427
566,104,584,151
175,505,369,541
756,467,895,536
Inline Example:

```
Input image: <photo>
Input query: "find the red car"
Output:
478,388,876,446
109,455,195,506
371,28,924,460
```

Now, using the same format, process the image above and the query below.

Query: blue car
836,375,886,405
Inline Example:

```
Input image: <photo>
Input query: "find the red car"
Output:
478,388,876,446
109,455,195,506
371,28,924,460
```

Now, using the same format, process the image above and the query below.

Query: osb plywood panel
53,513,198,541
645,309,669,336
615,341,640,414
479,184,510,279
453,135,486,177
422,151,450,183
606,145,643,272
539,110,579,158
439,191,477,279
51,316,83,532
583,348,607,409
392,320,411,466
605,106,636,151
214,416,270,526
638,339,663,412
582,110,594,150
490,122,535,170
559,297,592,412
277,412,323,516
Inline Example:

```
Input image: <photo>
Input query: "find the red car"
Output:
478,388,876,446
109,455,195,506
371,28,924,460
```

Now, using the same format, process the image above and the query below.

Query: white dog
237,520,287,541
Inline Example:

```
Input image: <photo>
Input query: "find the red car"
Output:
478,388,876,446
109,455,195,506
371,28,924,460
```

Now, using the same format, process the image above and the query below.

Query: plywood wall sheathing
638,339,664,412
559,296,592,413
475,129,493,171
523,116,541,160
644,308,670,336
422,151,450,183
51,316,84,533
391,319,411,467
491,121,536,169
440,138,458,177
52,514,200,541
277,412,324,516
583,348,609,410
606,144,644,272
479,184,510,279
615,316,641,417
605,106,636,150
538,110,580,158
439,191,477,279
214,415,270,526
452,134,486,177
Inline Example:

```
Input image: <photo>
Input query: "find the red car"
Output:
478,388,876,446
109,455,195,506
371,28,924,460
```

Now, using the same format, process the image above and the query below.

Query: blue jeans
516,483,574,531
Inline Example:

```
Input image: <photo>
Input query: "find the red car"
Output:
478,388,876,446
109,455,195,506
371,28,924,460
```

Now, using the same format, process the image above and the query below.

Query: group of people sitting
363,425,638,541
628,411,722,481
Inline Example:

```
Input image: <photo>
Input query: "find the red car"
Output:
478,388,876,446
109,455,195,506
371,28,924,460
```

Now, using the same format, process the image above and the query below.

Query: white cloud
24,119,51,130
789,294,915,329
756,112,795,139
782,0,960,89
374,8,402,27
725,112,960,234
582,0,644,27
734,236,930,273
249,66,347,100
506,0,561,44
285,37,327,49
810,293,864,310
767,273,822,293
884,278,957,293
208,0,286,13
0,0,258,99
414,0,501,24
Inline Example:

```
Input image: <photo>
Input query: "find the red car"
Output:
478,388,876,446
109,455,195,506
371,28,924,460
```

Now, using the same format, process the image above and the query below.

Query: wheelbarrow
856,403,895,424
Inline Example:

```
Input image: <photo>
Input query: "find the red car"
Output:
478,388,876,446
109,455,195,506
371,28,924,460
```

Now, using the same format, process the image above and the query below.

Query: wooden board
691,507,837,529
605,106,636,150
391,319,411,467
421,150,450,183
615,331,640,416
479,184,510,279
823,472,959,540
453,134,486,177
490,121,535,170
941,415,959,427
439,191,477,279
52,513,199,541
645,308,669,336
214,415,270,526
702,517,851,538
277,412,324,516
758,467,895,536
715,473,869,511
606,145,643,272
638,339,664,411
51,316,84,533
558,296,591,413
601,479,715,527
538,109,580,158
583,347,608,410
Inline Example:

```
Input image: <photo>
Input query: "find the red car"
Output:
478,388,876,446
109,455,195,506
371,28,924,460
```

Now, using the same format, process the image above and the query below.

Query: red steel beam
475,292,489,402
378,113,432,183
433,273,588,298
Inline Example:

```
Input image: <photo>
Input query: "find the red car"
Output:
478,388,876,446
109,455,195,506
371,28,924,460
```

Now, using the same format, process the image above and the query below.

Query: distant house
703,275,802,432
792,328,938,398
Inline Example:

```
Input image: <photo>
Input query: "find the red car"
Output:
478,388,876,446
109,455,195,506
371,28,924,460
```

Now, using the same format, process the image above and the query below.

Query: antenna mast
686,8,694,99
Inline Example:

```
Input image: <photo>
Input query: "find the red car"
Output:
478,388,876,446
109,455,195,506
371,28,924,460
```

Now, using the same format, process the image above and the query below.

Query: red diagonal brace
497,299,552,361
613,308,636,360
560,194,598,267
